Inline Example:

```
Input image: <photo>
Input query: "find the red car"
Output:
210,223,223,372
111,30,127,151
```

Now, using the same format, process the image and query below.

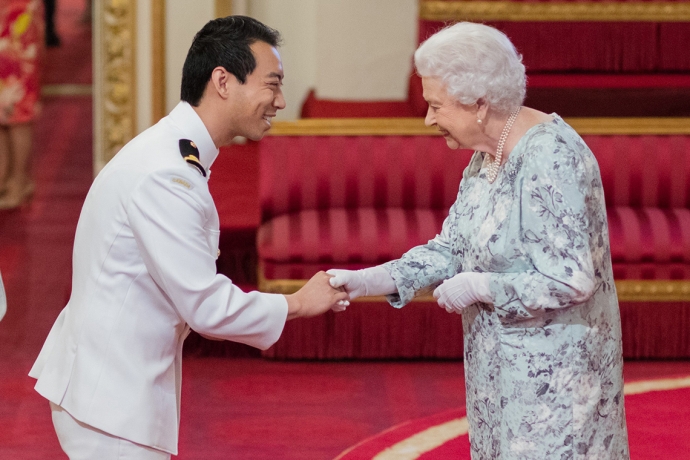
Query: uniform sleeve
383,202,458,308
127,168,287,350
490,140,597,324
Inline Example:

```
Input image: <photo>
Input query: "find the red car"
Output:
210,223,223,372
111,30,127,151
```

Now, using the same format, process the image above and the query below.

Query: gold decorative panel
419,1,690,22
269,118,690,136
152,0,166,124
259,268,690,303
94,0,137,172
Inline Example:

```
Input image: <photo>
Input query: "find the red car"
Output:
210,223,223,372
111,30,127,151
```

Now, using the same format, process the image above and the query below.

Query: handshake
284,266,492,320
284,267,396,320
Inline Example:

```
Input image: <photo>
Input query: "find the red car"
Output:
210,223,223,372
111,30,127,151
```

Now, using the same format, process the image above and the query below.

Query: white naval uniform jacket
29,102,288,455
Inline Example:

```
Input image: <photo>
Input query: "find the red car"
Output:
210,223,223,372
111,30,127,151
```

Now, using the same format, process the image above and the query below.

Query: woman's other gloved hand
433,272,492,314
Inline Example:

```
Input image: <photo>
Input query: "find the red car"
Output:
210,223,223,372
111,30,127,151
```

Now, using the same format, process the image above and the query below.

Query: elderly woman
329,22,629,459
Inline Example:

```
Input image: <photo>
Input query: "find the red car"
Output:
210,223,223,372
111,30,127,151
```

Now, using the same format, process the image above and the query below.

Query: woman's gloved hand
326,266,397,311
433,272,492,314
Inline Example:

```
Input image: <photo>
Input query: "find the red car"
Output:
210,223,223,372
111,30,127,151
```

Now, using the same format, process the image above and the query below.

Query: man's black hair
181,16,281,106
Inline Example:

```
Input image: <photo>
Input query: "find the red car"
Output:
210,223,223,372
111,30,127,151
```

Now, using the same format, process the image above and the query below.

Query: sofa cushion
608,207,690,264
612,263,690,281
259,135,690,226
258,208,447,265
584,135,690,208
258,206,690,280
259,136,471,221
300,89,422,119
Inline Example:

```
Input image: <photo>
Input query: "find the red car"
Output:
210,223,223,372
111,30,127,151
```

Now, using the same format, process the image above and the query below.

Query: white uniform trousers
50,403,171,460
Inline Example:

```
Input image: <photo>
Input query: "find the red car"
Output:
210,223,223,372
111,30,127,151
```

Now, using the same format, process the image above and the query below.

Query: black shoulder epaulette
179,139,206,177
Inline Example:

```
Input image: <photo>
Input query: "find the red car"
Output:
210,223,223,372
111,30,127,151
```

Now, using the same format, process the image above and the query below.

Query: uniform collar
167,101,220,171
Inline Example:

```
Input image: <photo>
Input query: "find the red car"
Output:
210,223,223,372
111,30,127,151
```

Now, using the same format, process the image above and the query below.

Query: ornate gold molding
568,118,690,135
269,118,438,136
616,280,690,302
269,117,690,136
259,268,690,303
152,0,166,123
94,0,137,172
419,1,690,22
257,270,306,296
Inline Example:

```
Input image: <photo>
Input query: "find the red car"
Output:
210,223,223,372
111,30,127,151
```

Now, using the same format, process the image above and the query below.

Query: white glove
433,272,492,314
327,266,397,311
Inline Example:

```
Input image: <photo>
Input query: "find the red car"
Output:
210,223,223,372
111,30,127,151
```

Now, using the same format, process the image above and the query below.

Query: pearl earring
477,119,482,124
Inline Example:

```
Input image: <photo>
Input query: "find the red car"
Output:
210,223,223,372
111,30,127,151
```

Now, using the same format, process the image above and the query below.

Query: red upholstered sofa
257,118,690,359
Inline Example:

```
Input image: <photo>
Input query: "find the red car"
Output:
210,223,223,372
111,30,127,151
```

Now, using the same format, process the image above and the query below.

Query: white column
248,0,318,120
314,0,417,101
248,0,417,119
136,0,153,134
165,0,216,112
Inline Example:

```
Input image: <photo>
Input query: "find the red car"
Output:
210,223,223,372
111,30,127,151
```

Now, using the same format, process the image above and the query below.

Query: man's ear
209,66,237,100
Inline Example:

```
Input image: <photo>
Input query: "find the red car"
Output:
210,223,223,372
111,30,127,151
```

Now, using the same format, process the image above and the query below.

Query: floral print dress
0,0,43,125
384,115,629,459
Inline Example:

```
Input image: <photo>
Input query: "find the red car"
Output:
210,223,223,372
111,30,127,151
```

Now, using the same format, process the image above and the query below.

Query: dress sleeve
383,202,458,308
490,137,597,324
127,168,288,349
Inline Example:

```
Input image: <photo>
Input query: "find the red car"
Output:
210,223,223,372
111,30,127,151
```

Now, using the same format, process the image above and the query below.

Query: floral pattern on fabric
385,115,629,459
0,0,43,125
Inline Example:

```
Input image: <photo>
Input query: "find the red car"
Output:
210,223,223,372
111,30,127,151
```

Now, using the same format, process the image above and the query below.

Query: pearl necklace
485,107,521,184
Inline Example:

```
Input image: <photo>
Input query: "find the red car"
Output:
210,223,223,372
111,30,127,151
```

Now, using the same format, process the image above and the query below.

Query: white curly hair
414,22,526,114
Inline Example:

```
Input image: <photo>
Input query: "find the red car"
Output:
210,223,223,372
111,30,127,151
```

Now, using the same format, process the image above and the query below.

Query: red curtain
419,21,690,72
260,301,690,359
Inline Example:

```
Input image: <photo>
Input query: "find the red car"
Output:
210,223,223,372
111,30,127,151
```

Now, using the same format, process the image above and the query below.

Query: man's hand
326,266,397,310
433,272,492,314
285,271,350,320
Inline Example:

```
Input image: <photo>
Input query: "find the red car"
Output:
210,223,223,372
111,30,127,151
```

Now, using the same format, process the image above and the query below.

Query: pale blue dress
384,115,629,459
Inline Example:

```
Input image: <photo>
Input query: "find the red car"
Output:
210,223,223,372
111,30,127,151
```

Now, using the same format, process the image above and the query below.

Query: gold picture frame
93,0,137,173
419,0,690,22
268,118,690,136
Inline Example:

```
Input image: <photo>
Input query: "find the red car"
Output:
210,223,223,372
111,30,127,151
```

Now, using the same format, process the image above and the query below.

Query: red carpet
2,358,690,459
42,0,92,85
626,385,690,459
337,375,690,459
336,409,471,459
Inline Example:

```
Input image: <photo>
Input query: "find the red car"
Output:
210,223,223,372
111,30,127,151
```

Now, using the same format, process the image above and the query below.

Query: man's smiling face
228,40,286,141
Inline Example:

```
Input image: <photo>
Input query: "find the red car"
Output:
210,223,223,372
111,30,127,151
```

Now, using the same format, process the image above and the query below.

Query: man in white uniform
29,16,348,459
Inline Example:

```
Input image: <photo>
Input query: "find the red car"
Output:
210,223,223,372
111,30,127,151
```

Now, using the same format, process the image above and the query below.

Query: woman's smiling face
422,76,481,151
